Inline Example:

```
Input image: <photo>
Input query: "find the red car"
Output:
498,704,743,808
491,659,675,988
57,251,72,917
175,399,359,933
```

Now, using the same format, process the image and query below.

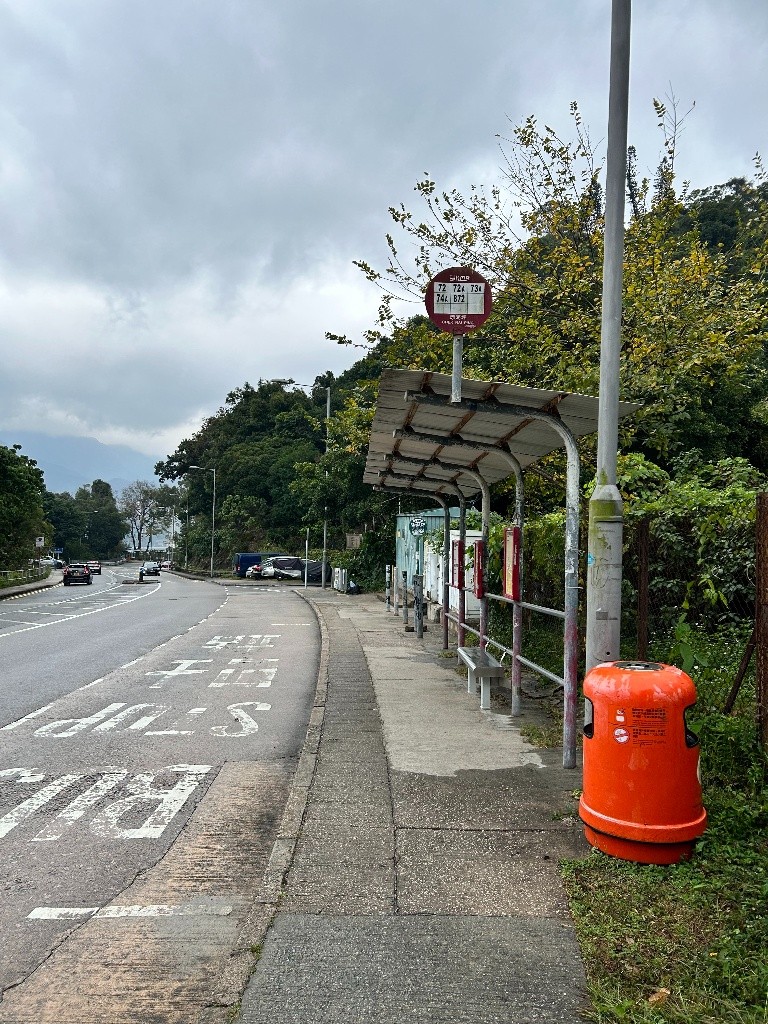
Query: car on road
63,563,92,586
86,560,102,575
141,562,161,576
260,556,305,580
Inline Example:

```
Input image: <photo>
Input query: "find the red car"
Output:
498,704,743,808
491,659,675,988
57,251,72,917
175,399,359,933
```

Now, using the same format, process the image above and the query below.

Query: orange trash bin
579,660,707,865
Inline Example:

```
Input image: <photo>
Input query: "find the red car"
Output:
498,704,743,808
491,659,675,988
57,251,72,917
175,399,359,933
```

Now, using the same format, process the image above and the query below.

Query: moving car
86,560,102,575
63,563,92,586
141,562,161,576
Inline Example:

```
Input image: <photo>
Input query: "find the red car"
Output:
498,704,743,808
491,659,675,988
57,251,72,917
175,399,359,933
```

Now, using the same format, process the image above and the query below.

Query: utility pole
586,0,631,671
322,386,330,589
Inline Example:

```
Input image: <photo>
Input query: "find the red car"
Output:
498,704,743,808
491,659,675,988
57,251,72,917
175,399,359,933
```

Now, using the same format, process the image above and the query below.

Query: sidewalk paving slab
238,589,591,1024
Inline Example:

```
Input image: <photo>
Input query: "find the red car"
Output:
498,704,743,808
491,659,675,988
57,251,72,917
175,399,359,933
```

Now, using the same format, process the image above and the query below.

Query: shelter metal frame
364,369,640,770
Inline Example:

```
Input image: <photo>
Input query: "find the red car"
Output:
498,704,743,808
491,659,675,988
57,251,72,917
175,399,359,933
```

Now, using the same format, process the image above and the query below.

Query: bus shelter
363,368,639,768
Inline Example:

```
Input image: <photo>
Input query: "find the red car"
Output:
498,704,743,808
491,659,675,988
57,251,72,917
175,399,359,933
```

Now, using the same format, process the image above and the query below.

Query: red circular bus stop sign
424,266,492,334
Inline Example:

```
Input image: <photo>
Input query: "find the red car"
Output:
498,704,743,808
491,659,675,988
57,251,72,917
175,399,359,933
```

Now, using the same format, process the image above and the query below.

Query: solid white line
28,901,233,920
28,907,99,920
0,587,159,639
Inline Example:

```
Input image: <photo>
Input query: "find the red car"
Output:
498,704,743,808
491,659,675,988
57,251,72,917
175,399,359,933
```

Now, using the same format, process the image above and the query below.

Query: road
0,567,321,1023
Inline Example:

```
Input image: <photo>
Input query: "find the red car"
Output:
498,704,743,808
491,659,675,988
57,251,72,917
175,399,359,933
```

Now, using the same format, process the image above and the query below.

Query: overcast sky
0,0,765,459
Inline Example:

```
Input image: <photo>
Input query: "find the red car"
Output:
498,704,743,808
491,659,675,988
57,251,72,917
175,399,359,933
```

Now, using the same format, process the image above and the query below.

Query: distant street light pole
586,0,631,671
189,465,216,578
322,386,331,590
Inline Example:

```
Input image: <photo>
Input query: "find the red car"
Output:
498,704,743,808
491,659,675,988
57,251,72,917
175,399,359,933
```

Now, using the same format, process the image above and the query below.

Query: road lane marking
0,586,160,638
29,900,233,921
29,907,99,920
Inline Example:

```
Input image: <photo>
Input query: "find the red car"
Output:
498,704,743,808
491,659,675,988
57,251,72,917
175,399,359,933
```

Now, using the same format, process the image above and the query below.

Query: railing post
414,573,424,639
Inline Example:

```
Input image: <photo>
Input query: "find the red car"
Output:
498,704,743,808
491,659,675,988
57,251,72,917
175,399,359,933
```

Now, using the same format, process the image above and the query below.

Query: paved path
238,590,590,1024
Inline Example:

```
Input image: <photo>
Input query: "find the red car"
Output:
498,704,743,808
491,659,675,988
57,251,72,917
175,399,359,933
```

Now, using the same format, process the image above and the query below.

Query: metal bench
457,646,505,710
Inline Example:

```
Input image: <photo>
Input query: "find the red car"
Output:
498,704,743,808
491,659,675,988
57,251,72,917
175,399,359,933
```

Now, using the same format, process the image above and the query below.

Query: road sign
409,517,427,536
424,266,492,334
35,536,45,548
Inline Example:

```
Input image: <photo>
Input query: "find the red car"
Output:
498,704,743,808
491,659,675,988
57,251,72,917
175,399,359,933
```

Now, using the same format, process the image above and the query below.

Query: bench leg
479,675,491,711
467,667,476,695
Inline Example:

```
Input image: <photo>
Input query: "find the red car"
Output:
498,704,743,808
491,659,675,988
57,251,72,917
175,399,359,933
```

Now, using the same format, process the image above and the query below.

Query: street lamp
189,465,216,578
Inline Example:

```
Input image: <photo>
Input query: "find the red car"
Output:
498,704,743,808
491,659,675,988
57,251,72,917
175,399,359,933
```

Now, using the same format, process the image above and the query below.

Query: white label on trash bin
613,727,630,743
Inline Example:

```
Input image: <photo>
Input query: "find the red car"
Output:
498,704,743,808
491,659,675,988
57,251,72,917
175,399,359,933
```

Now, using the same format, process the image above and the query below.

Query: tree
119,481,177,555
0,444,48,568
74,480,129,558
343,102,768,473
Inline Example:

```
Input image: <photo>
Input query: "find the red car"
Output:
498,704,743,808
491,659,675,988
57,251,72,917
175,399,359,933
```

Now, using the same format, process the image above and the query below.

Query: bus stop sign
425,266,492,334
409,517,427,536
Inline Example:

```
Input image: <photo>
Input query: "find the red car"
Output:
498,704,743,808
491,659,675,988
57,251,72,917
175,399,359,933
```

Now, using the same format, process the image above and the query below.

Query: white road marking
146,659,213,688
35,703,127,738
0,765,211,841
2,701,60,732
0,586,159,638
209,661,276,687
29,900,233,921
0,768,46,783
0,774,82,838
210,702,270,738
32,771,127,842
89,764,211,839
29,907,99,920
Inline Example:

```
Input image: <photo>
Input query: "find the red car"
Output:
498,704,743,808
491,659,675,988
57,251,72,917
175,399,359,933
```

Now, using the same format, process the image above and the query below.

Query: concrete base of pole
585,483,624,672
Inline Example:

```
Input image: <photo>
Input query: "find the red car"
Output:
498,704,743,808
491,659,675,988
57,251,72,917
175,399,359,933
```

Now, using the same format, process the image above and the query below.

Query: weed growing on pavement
562,623,768,1024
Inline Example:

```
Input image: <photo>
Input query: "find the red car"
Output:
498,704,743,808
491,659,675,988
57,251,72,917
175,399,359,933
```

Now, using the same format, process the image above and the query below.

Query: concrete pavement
237,587,590,1024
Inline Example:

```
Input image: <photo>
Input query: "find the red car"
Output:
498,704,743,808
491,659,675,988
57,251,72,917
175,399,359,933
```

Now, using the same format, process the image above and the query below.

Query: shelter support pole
392,425,527,713
458,494,467,647
586,0,630,672
429,494,452,651
510,461,524,717
403,395,581,765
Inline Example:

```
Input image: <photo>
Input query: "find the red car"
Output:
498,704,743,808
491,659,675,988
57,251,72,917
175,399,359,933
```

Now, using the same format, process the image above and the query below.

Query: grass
556,622,768,1024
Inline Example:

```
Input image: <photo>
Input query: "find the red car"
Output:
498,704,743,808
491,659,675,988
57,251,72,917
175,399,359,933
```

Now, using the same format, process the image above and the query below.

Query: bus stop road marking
29,900,234,921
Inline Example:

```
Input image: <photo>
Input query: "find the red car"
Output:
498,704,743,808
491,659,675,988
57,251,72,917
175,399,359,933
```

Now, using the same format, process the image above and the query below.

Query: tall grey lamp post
189,465,216,578
585,0,631,671
322,386,331,589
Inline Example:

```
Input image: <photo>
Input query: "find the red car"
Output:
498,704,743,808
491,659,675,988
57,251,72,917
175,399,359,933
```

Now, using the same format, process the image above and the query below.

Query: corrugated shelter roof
364,368,641,496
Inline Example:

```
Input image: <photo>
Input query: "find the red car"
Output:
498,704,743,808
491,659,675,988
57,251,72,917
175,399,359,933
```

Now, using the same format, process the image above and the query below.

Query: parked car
302,559,333,586
260,556,304,579
141,562,161,576
86,560,102,575
63,563,92,586
232,552,288,578
160,561,174,571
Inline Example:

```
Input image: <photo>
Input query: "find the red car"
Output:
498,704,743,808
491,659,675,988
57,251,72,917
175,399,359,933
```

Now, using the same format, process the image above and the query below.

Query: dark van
232,552,286,579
